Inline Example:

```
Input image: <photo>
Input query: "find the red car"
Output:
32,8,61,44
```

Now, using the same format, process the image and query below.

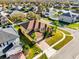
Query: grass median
53,36,73,50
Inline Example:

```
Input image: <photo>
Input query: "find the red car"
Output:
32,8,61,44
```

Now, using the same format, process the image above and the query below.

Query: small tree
43,29,52,38
53,20,59,33
43,30,49,38
31,32,36,40
26,11,41,20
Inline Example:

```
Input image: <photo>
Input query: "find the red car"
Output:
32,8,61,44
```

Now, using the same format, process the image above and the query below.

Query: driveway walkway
37,40,56,58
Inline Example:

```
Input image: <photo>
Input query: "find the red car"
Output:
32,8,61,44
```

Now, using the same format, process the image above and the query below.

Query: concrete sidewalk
37,40,56,58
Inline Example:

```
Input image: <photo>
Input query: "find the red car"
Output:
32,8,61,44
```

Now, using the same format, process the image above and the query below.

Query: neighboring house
0,16,8,25
32,5,38,13
11,4,16,10
0,11,9,17
9,52,26,59
53,4,62,8
71,10,79,14
59,12,78,23
63,4,70,8
49,7,59,20
16,5,23,11
42,11,49,17
0,5,3,12
0,27,22,58
61,10,69,13
70,3,79,8
41,7,48,16
76,16,79,21
10,4,23,10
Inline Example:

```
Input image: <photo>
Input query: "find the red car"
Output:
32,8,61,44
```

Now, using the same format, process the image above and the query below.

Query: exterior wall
20,26,27,35
59,16,76,23
20,26,33,41
0,37,21,57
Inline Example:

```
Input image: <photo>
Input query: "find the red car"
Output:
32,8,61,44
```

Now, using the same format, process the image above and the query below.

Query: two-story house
59,12,78,23
0,27,22,58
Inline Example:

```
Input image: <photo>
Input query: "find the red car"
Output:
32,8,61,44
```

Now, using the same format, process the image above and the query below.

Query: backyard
20,33,42,59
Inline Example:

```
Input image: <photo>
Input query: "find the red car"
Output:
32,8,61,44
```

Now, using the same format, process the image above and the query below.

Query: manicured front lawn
46,30,63,46
38,54,48,59
67,23,79,30
26,45,42,59
53,36,73,50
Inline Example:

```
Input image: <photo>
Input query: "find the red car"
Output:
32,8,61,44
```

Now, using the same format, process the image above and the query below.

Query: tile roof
20,20,49,32
10,52,26,59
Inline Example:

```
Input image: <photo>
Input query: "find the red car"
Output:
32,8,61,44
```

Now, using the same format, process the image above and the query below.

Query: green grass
53,36,73,50
43,18,52,22
20,34,42,59
20,34,32,45
46,30,63,46
38,54,48,59
59,29,71,35
67,23,79,30
14,25,20,31
26,45,42,59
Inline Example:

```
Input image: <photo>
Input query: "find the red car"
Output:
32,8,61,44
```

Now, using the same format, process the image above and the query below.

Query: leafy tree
43,30,49,38
31,32,36,40
53,20,59,32
43,28,53,38
26,11,41,20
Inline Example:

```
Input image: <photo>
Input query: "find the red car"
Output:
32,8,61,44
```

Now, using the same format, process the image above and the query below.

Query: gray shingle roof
76,16,79,19
62,13,71,17
0,28,19,44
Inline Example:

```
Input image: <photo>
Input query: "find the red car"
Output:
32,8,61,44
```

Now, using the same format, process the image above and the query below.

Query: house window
7,41,9,45
3,43,13,53
0,44,1,47
3,43,5,46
